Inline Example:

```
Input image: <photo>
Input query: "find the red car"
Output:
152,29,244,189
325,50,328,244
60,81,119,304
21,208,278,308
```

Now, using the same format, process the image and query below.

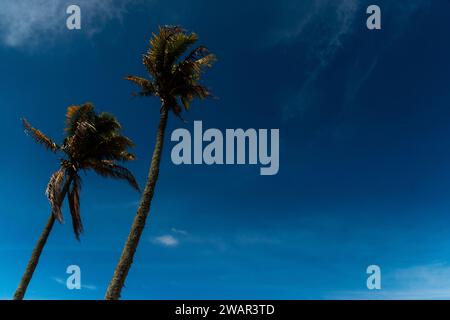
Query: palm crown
22,103,140,239
126,25,216,116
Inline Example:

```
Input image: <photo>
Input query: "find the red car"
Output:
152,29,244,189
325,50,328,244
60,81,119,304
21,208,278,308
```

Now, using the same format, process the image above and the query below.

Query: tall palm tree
14,103,140,300
105,26,216,299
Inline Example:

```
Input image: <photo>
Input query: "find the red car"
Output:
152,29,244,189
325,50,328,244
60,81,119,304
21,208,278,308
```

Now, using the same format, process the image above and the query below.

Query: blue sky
1,0,450,299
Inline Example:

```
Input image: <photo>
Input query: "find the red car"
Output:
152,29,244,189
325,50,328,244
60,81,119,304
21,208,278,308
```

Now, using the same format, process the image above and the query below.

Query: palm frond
180,96,191,111
88,135,135,162
87,160,140,192
68,174,83,240
144,26,184,78
154,26,183,66
185,46,209,62
171,85,212,109
165,32,198,68
124,75,156,97
65,103,95,135
45,167,67,222
64,120,96,155
97,112,121,132
176,53,216,79
22,118,59,152
191,53,217,69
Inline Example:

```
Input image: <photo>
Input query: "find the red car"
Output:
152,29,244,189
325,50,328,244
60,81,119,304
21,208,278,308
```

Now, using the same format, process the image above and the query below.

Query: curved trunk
13,176,72,300
105,107,169,300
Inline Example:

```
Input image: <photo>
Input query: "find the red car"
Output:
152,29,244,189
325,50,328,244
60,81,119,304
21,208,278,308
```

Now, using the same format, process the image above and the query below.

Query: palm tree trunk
13,176,72,300
105,107,169,300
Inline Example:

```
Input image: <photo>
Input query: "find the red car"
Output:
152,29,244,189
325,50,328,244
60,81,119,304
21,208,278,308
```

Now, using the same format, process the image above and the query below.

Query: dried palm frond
45,167,67,222
65,103,95,135
68,174,83,240
22,118,59,152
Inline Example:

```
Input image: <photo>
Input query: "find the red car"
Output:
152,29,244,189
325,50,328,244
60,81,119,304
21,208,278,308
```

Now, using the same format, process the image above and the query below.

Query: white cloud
151,228,189,247
153,235,179,247
0,0,139,49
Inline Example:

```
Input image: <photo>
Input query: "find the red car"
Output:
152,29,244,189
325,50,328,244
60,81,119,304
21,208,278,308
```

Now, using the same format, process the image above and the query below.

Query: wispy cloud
153,235,179,247
52,276,97,291
171,228,189,236
150,228,283,251
0,0,139,49
80,283,97,290
269,0,359,60
278,0,429,122
279,0,359,121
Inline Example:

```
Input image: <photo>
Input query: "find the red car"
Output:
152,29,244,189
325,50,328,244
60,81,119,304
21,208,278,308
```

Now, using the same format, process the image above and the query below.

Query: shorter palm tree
14,103,140,300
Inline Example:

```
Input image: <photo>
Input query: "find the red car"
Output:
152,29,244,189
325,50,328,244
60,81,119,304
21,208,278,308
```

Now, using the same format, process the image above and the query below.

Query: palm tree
105,26,216,299
14,103,140,300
